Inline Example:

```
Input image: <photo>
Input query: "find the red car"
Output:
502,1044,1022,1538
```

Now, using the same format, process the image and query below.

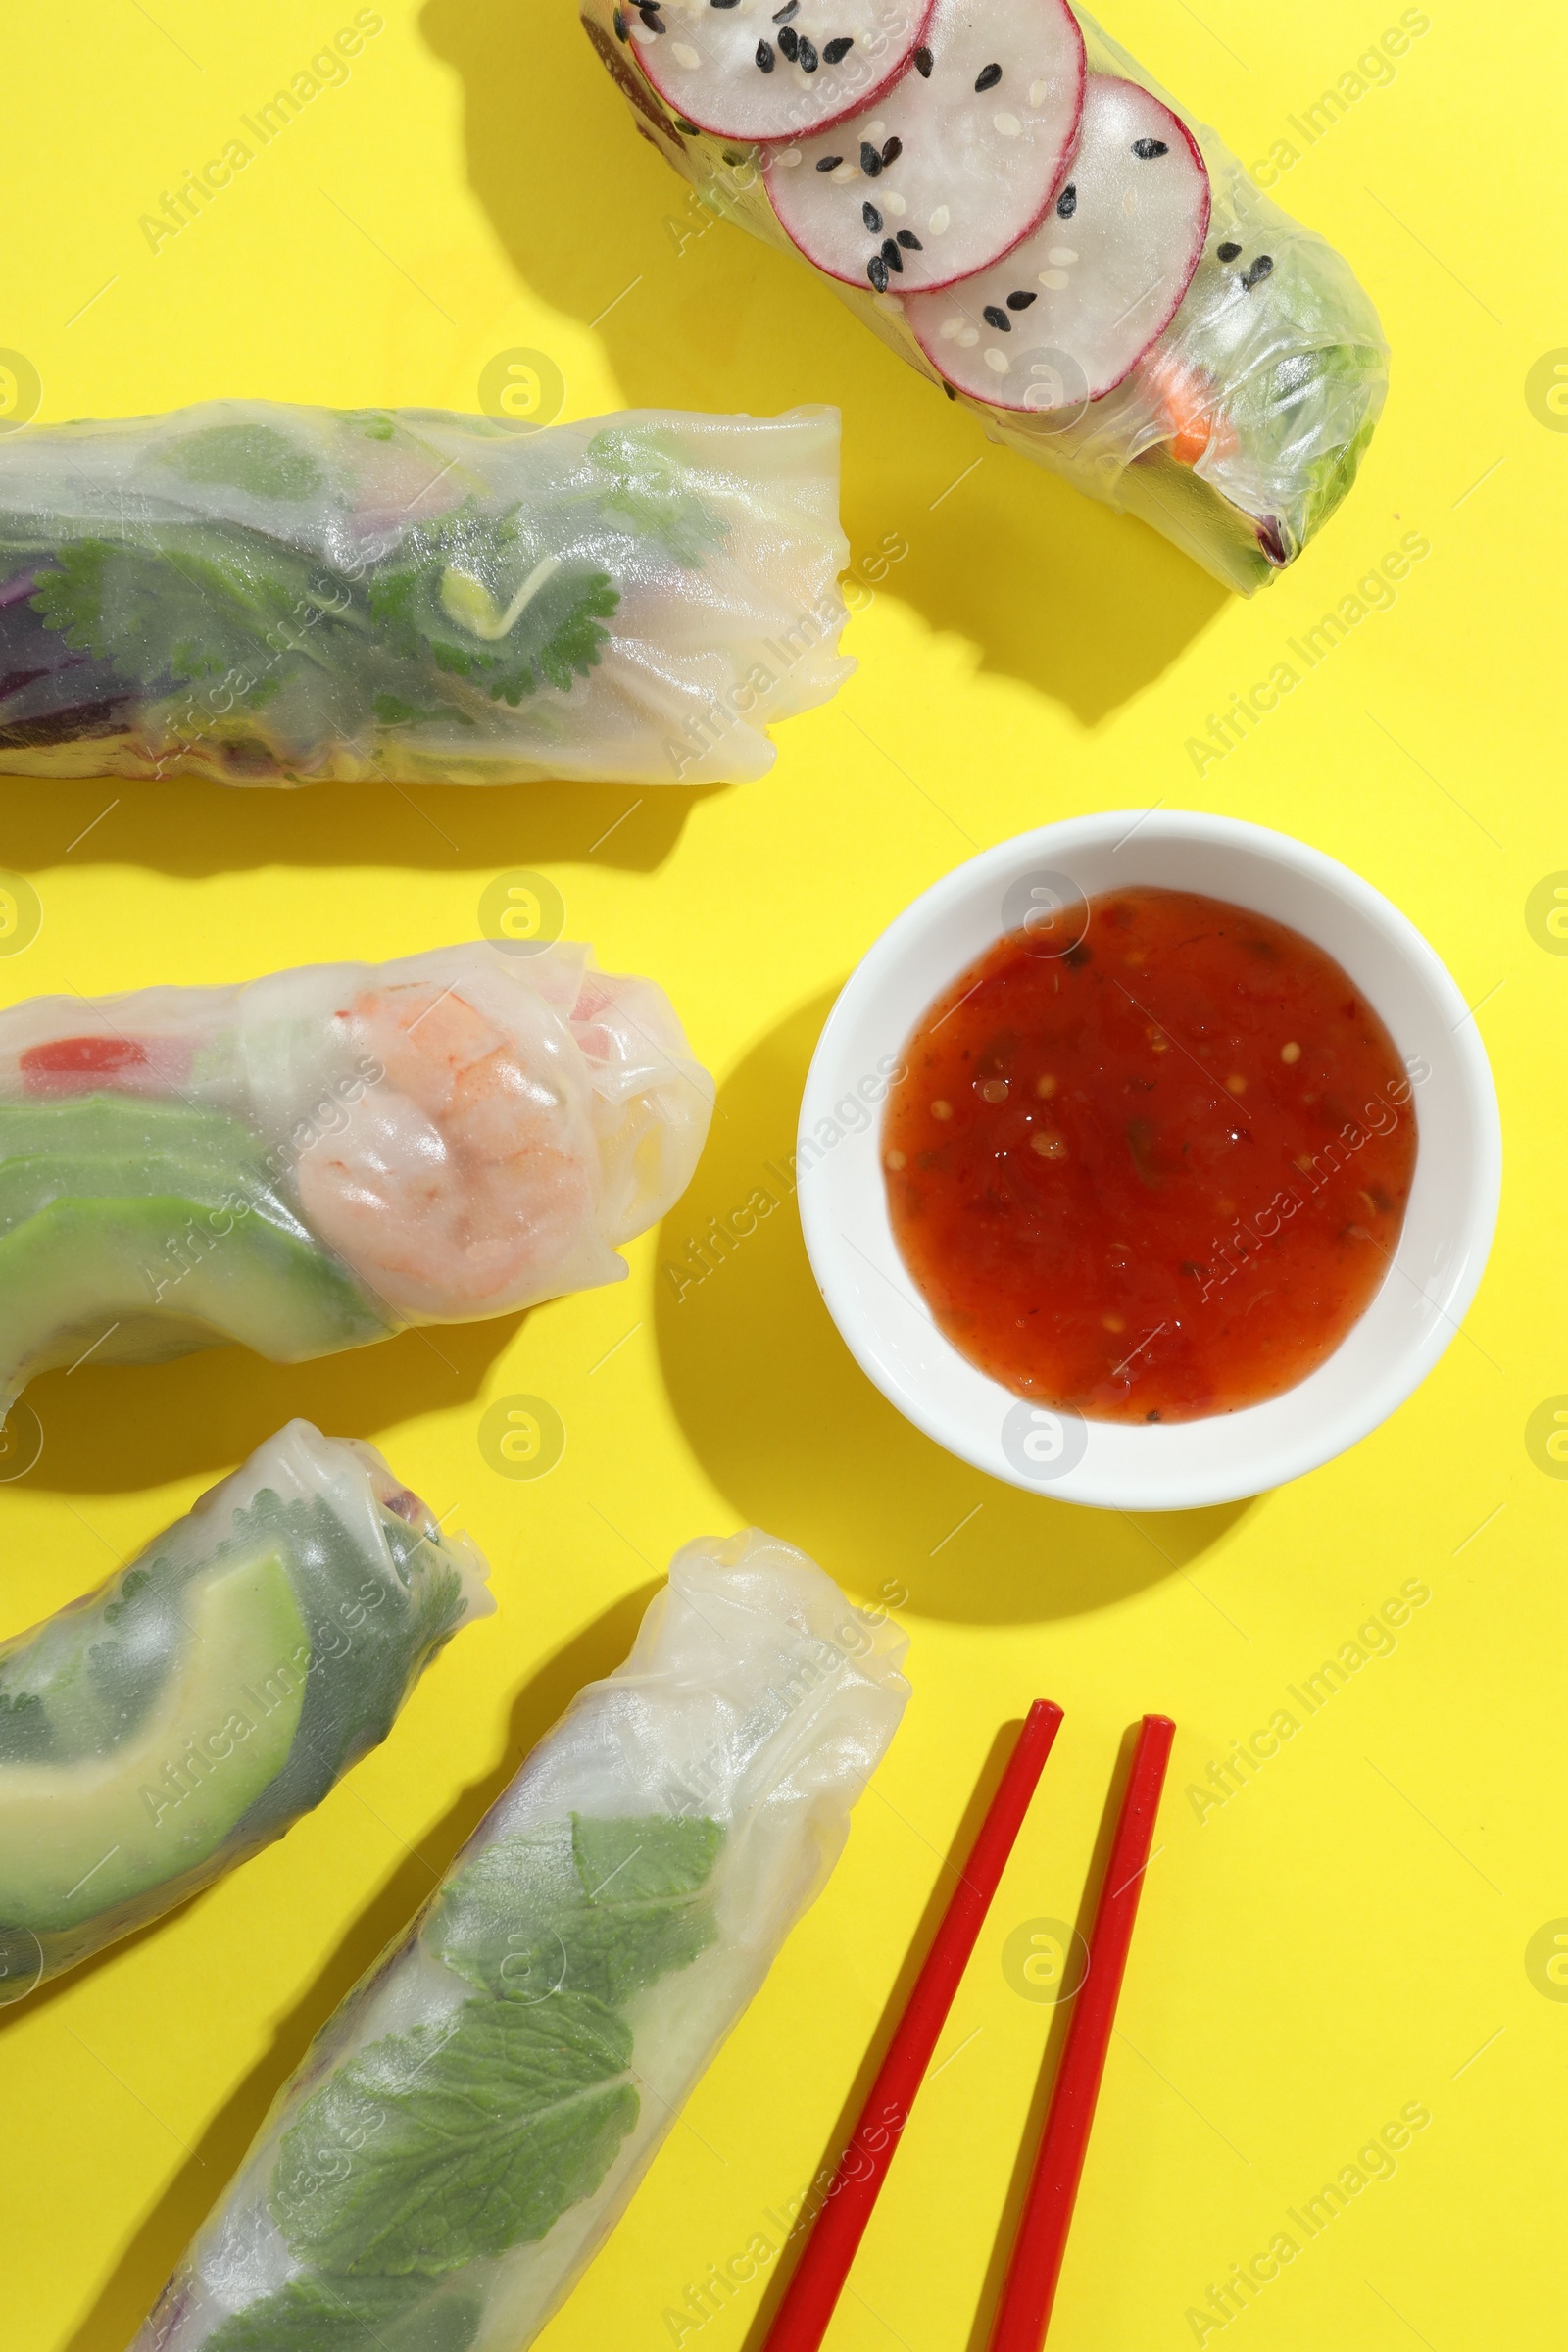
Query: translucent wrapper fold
583,2,1389,593
0,940,712,1413
0,1420,491,2004
0,401,852,783
133,1529,911,2352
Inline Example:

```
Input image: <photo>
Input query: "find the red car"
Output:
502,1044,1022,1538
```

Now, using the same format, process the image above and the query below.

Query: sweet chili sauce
882,887,1418,1423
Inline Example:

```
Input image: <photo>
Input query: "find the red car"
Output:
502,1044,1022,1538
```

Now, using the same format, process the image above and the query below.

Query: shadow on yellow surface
53,1579,660,2352
17,1310,523,1497
0,774,723,883
656,995,1249,1624
418,0,1229,728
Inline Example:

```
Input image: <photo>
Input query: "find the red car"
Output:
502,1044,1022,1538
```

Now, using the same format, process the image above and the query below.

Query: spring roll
583,0,1389,592
132,1528,909,2351
0,941,710,1415
0,402,851,784
0,1420,490,2005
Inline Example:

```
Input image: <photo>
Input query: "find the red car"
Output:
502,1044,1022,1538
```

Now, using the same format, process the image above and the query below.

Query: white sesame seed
1123,188,1137,215
940,316,963,340
884,189,906,215
985,347,1010,374
994,111,1022,136
1039,269,1068,289
672,40,701,66
865,119,885,137
928,203,951,232
957,326,979,346
776,147,802,166
831,159,859,183
1028,77,1051,104
1048,246,1077,265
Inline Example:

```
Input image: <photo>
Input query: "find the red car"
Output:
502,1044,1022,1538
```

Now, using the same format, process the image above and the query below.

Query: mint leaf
432,1814,722,2006
272,1993,637,2276
265,1813,722,2294
205,2273,479,2351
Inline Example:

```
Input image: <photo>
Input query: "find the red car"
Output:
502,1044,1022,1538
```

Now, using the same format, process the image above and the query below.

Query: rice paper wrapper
0,941,712,1413
132,1530,911,2352
0,401,852,783
583,0,1389,593
0,1420,491,2003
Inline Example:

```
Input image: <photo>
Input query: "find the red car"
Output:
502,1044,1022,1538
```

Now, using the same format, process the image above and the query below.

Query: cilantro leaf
585,427,728,567
161,421,325,504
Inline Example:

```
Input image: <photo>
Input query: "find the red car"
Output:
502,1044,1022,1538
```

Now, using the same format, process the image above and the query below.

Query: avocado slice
0,1193,388,1397
0,1092,279,1240
0,1548,309,1933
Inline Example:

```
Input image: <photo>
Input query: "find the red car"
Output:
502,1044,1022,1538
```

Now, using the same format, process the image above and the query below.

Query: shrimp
295,981,608,1318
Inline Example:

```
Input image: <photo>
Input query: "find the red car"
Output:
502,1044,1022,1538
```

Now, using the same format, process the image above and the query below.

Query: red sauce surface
883,887,1418,1423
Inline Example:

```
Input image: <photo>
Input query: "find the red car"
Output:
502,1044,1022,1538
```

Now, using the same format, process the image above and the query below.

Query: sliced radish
626,0,934,144
905,75,1210,412
763,0,1085,295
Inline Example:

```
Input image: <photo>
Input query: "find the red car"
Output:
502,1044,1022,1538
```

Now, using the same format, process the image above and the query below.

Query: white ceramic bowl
798,811,1501,1511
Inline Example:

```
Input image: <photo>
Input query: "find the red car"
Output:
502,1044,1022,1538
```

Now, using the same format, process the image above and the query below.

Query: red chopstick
761,1699,1065,2352
987,1713,1176,2352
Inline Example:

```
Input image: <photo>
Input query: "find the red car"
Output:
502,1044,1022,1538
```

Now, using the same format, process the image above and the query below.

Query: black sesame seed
1216,239,1241,262
644,13,665,29
771,0,798,17
823,34,853,61
1006,289,1036,310
913,43,932,74
881,134,902,165
896,228,921,249
756,36,773,67
943,379,956,398
862,200,882,231
798,34,818,68
1056,183,1076,219
1242,253,1274,289
777,23,798,57
982,304,1010,331
710,0,740,9
1132,137,1169,158
868,253,889,292
613,4,628,34
882,235,903,272
975,61,1002,91
674,117,698,130
815,153,843,171
860,140,882,175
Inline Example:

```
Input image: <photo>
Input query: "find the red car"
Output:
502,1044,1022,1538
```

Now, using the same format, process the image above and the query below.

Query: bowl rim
797,808,1502,1510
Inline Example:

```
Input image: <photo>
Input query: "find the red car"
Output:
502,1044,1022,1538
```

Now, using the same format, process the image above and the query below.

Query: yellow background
1,2,1563,2346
